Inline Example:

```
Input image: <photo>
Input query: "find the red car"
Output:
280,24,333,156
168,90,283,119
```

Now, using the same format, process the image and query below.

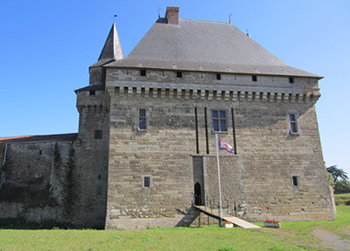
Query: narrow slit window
212,110,227,132
216,73,221,80
144,176,150,188
139,109,147,129
289,114,298,133
292,176,299,186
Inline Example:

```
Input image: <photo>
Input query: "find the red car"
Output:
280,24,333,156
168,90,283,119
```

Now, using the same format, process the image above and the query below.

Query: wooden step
194,205,260,229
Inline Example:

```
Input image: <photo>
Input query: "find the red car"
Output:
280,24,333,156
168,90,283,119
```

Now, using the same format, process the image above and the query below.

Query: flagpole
216,134,223,226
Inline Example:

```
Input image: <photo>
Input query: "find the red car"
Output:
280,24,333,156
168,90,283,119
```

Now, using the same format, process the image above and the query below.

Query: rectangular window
144,176,150,188
289,77,294,83
289,114,298,133
292,176,299,186
216,73,221,80
139,109,147,129
89,90,96,95
94,130,102,139
140,69,146,76
252,75,257,82
177,71,182,78
212,110,227,132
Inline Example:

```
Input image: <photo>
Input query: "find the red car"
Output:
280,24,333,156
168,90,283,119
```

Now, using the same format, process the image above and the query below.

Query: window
216,74,221,80
292,176,299,186
140,69,146,76
212,110,227,132
289,114,298,133
143,176,150,188
94,130,102,139
89,90,96,95
252,75,257,82
139,109,147,129
177,71,182,78
289,77,294,83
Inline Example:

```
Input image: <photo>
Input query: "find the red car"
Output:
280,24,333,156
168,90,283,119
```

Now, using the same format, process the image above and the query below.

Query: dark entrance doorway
194,182,202,205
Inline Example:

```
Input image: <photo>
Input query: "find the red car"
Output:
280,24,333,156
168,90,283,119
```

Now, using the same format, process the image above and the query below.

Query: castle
0,7,334,230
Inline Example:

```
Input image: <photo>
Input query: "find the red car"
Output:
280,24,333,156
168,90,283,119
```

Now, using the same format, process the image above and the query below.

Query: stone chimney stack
165,7,179,25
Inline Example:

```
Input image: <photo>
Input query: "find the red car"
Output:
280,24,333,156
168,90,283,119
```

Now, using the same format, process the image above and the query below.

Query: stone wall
235,102,334,221
104,67,333,229
0,140,76,226
0,132,109,228
105,94,196,229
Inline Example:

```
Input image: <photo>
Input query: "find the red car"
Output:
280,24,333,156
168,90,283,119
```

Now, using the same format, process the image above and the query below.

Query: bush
334,179,350,193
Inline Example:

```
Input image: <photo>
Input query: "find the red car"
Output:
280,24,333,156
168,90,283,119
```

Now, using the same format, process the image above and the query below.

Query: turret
89,22,124,87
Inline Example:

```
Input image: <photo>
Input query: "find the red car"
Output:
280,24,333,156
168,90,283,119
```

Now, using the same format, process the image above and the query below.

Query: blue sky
1,0,349,176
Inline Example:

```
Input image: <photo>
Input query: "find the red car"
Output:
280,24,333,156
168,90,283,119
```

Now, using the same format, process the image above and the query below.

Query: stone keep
0,7,334,229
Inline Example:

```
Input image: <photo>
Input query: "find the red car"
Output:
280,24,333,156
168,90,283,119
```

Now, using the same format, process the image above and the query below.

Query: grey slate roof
75,85,103,93
91,23,124,67
106,19,320,78
0,133,78,143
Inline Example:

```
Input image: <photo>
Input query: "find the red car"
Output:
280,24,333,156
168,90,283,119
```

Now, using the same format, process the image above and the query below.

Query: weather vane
228,13,232,24
157,7,162,18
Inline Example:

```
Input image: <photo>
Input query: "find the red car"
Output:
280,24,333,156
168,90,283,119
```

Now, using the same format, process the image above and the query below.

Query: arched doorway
194,182,202,205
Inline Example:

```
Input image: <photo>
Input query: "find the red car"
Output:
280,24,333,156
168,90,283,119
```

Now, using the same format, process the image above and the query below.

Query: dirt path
313,229,350,250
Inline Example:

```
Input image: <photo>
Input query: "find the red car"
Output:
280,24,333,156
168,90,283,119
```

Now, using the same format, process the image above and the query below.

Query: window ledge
138,128,149,132
289,131,299,136
211,131,229,135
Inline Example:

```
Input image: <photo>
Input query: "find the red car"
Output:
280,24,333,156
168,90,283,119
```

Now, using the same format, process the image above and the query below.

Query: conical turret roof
91,23,123,67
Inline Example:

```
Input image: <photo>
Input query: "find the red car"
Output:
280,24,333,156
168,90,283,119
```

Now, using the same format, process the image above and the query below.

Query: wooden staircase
194,205,261,229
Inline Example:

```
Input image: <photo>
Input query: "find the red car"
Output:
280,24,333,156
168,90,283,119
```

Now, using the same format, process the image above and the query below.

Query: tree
327,165,350,193
334,179,350,192
327,165,349,182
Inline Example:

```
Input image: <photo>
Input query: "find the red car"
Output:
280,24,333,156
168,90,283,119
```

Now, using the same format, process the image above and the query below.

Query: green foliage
327,172,335,188
334,179,350,193
335,193,350,205
327,165,349,182
327,165,350,192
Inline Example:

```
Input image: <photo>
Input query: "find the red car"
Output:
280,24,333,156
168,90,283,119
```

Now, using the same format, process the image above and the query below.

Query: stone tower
74,23,124,228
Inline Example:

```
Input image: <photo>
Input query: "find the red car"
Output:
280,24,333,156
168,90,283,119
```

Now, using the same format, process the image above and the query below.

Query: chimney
165,7,179,25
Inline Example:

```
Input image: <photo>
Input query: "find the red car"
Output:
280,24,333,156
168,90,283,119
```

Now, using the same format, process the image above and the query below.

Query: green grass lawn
0,196,349,251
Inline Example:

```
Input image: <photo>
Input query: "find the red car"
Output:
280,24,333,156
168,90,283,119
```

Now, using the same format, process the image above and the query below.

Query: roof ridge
179,18,233,25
